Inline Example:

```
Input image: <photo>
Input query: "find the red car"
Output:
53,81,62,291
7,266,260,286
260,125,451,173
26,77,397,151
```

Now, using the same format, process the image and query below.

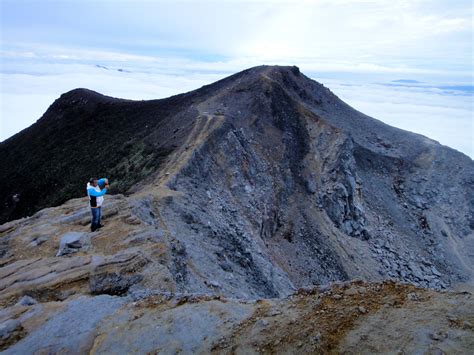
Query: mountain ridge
1,65,473,292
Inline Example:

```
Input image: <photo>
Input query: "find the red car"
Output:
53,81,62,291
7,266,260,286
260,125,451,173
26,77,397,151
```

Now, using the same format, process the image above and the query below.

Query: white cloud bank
1,52,472,158
324,79,473,157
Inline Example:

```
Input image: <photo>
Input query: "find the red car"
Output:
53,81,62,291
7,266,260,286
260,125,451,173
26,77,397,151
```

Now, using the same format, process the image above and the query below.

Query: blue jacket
87,178,108,207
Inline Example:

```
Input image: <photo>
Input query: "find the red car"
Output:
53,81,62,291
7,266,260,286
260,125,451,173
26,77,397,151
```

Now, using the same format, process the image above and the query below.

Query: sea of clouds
1,51,472,158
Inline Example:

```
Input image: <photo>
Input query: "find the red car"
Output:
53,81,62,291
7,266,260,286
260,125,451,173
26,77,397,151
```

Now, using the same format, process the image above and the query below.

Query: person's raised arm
87,187,107,197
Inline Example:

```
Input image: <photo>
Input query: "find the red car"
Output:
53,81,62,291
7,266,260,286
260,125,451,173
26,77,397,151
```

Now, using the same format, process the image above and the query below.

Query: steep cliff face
0,66,473,351
138,65,473,295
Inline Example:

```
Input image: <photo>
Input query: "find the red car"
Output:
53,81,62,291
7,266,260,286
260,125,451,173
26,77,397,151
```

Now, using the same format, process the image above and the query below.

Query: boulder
56,232,90,257
89,272,143,296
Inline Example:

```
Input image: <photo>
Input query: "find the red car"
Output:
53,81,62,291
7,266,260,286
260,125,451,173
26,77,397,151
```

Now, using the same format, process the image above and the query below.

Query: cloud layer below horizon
1,0,472,157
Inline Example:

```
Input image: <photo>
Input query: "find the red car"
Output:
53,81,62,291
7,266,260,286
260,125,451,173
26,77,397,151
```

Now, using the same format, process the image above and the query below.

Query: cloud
2,0,471,71
325,79,473,157
3,44,472,80
0,58,229,141
1,52,472,159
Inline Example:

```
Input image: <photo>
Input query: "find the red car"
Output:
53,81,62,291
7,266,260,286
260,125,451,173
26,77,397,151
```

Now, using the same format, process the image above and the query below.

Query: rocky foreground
1,278,473,353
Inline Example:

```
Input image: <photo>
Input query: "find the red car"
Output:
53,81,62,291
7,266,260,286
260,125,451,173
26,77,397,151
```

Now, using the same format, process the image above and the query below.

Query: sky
1,0,472,157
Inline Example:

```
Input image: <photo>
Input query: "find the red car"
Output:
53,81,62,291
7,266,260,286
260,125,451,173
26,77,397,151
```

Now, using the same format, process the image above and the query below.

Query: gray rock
462,320,473,330
91,298,254,354
219,261,233,272
347,175,357,192
429,331,448,341
431,266,442,276
344,287,359,296
3,295,125,354
130,198,157,226
56,232,90,257
306,179,317,194
15,295,38,306
122,230,164,245
89,272,143,296
207,280,221,288
344,220,353,235
318,284,332,293
29,235,48,247
57,209,90,225
407,262,424,280
0,319,24,350
413,196,425,209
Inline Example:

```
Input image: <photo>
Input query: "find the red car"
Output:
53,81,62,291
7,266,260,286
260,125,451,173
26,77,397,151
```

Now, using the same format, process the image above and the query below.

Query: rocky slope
0,65,473,352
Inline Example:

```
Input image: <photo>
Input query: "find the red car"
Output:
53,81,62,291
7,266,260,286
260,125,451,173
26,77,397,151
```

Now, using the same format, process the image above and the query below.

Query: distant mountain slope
0,70,244,222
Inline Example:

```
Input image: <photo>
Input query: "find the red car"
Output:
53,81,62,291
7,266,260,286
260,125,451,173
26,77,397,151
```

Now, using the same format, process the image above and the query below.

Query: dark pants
91,207,102,231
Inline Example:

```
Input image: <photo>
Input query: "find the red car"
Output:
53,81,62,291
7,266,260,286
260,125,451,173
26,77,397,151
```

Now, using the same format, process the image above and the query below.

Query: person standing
86,177,109,232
